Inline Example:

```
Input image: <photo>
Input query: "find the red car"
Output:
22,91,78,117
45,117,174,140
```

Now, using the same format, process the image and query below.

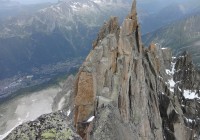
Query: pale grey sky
13,0,58,4
1,0,196,6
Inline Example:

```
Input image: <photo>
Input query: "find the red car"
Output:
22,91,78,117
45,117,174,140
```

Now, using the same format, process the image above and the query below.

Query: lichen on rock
4,112,82,140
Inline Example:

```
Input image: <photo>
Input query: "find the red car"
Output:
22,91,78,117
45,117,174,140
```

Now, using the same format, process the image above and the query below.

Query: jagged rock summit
4,0,200,140
73,0,200,139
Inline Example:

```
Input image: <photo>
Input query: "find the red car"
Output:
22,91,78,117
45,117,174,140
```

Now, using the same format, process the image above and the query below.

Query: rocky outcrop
174,52,200,90
173,52,200,139
73,0,200,140
4,111,82,140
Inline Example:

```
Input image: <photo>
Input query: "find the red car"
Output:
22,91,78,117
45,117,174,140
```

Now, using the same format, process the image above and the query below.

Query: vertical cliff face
73,0,199,140
173,52,200,139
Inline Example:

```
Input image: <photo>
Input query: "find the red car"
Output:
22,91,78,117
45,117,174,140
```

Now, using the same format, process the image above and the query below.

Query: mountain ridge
142,12,200,68
0,0,131,80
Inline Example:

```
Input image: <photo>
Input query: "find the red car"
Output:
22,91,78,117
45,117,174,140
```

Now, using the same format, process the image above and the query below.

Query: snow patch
183,90,199,99
67,109,71,116
171,62,175,74
166,69,171,75
87,116,95,122
166,61,176,92
93,0,102,4
58,97,65,110
158,76,163,80
82,4,90,8
178,87,181,92
185,117,194,123
168,79,175,92
70,5,78,11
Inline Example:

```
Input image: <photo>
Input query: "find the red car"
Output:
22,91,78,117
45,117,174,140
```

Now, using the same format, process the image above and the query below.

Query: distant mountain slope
1,0,200,80
0,0,131,79
0,2,52,20
138,0,200,33
143,12,200,68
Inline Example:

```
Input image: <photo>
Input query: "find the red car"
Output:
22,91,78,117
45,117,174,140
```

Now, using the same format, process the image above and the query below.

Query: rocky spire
92,16,120,49
72,0,199,139
129,0,137,19
73,0,144,138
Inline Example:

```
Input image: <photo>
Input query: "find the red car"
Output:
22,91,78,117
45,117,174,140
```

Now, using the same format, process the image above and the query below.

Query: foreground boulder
4,111,82,140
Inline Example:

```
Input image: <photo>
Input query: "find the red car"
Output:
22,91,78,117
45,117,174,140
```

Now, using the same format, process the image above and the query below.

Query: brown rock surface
72,0,199,140
74,72,95,138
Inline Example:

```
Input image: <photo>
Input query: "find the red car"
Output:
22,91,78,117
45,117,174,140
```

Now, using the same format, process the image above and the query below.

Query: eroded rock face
172,52,200,140
73,0,199,140
74,72,95,138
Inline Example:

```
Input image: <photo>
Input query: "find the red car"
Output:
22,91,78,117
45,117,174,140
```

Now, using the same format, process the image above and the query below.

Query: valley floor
0,86,61,140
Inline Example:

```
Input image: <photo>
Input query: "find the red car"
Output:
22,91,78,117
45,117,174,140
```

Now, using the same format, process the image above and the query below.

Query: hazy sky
13,0,58,4
1,0,197,5
1,0,192,5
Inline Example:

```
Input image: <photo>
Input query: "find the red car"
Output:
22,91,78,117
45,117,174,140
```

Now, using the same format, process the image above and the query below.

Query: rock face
173,52,200,139
142,12,200,69
4,0,200,140
73,0,200,140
